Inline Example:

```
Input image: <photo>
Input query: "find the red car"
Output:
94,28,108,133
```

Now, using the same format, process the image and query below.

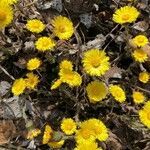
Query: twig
0,65,15,80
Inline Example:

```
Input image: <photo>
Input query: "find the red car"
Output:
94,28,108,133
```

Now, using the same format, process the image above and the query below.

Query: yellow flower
51,79,62,90
74,141,100,150
109,85,126,103
52,16,74,40
43,125,53,144
76,118,108,143
48,140,65,149
0,3,13,30
1,0,18,5
113,6,140,24
59,69,82,87
35,37,56,52
132,49,148,62
26,19,45,33
27,129,41,140
25,72,39,89
82,49,110,76
139,101,150,128
139,72,149,83
132,91,145,104
132,35,148,47
11,78,26,96
27,58,41,71
85,119,109,142
61,118,76,135
86,80,108,103
59,60,73,71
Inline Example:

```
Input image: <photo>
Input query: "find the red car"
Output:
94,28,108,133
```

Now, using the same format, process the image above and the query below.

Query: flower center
122,14,130,21
137,37,144,43
0,11,6,22
59,26,66,33
32,23,40,28
81,129,91,139
66,124,73,130
91,59,101,68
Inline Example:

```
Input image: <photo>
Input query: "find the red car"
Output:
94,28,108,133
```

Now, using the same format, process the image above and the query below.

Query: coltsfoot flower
113,6,140,24
82,49,110,76
52,16,74,40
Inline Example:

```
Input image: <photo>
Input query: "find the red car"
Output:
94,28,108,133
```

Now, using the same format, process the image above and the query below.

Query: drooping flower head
139,101,150,128
0,3,13,30
27,128,41,140
26,19,45,33
82,49,110,76
48,140,65,149
43,125,53,144
86,80,108,103
109,85,126,103
113,6,140,24
27,58,41,71
61,118,77,135
52,16,74,40
132,91,145,104
51,79,62,90
35,37,56,52
11,78,26,96
132,49,148,63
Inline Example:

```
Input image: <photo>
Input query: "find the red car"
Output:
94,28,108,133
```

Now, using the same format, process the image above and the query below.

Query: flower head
27,58,41,71
86,80,108,103
132,35,148,47
59,60,73,71
43,125,53,144
0,4,13,30
26,19,45,33
1,0,18,5
48,140,65,149
132,91,145,104
25,72,39,89
11,78,26,96
132,49,148,62
74,141,100,150
82,49,110,76
59,69,82,87
35,37,56,52
61,118,77,135
27,129,41,140
139,101,150,128
52,16,74,40
139,72,149,83
113,6,140,24
109,85,126,103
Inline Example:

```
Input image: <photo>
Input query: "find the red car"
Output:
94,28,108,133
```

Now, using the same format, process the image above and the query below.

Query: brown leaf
142,44,150,58
0,120,16,145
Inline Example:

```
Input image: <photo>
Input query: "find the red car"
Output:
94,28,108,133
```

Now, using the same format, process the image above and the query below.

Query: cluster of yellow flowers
27,118,108,149
26,16,74,52
51,60,82,89
11,72,40,96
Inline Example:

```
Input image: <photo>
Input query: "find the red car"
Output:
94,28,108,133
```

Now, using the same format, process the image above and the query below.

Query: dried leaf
0,120,16,145
0,81,11,96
